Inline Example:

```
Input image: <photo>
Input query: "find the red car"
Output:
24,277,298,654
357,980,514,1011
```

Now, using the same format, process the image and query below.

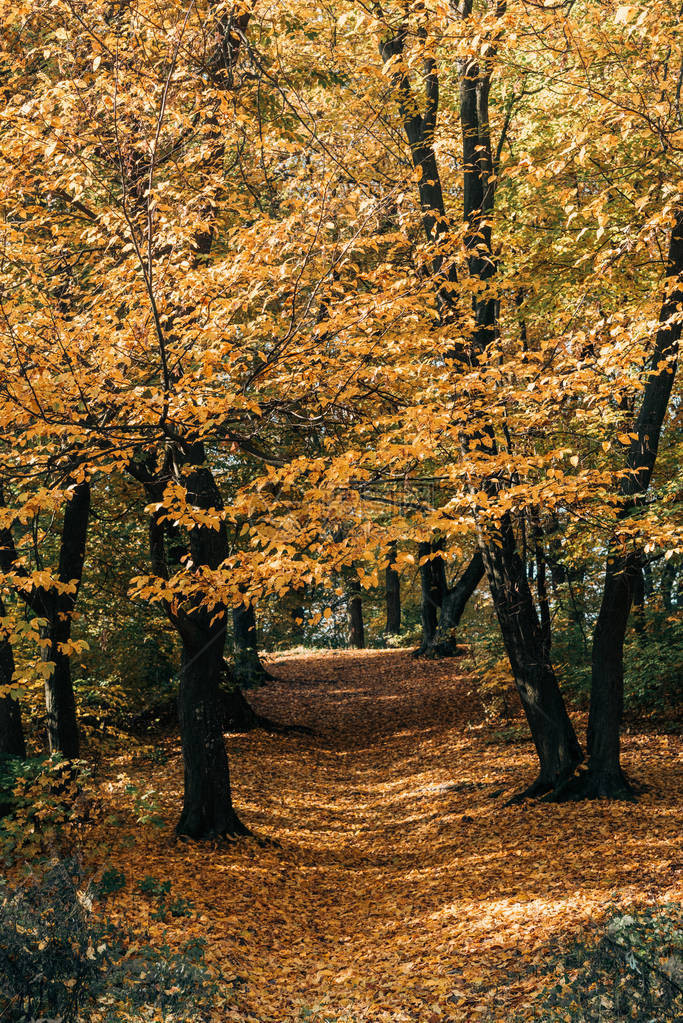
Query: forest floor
87,650,682,1022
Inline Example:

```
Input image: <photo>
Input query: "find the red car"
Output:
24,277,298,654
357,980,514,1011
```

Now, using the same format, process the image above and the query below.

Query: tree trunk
417,541,443,654
232,600,272,687
378,29,458,318
430,551,484,657
580,206,683,800
44,479,90,758
457,21,582,793
176,457,247,837
347,571,365,649
481,514,583,795
382,6,581,791
582,560,637,799
177,623,247,838
136,447,247,839
43,618,80,759
385,542,401,634
0,479,89,758
0,600,25,758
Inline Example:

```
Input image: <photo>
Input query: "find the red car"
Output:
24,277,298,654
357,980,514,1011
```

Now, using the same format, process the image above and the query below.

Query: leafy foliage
0,754,85,864
0,0,680,1017
0,859,216,1023
519,905,683,1022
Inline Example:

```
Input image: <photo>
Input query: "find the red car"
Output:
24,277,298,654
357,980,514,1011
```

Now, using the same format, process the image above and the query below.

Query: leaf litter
85,649,682,1022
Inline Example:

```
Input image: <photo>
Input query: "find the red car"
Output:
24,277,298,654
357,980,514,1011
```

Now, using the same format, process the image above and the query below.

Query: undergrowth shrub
0,858,216,1023
477,657,518,720
516,904,682,1022
0,753,86,863
623,612,683,726
554,610,682,727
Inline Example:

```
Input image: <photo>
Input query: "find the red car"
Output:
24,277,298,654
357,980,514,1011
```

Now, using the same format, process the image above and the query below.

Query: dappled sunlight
88,650,682,1022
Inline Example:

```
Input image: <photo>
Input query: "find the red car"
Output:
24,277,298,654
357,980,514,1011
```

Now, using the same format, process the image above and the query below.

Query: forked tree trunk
385,542,401,634
457,15,582,793
481,513,583,795
382,7,581,790
580,207,683,800
416,541,447,654
0,601,25,758
131,10,254,838
429,551,484,656
138,447,247,839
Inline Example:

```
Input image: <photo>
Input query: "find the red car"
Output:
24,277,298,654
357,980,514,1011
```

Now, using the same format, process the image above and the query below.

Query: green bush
623,612,683,725
95,867,127,899
0,859,216,1023
516,904,682,1022
0,753,85,864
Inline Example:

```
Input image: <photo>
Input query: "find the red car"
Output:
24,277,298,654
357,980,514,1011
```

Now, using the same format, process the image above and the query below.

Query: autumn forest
0,1,681,1021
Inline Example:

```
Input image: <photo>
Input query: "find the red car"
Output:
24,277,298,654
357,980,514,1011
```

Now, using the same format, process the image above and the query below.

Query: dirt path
97,650,682,1022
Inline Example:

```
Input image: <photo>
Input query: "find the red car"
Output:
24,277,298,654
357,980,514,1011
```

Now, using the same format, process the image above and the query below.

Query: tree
379,1,582,791
384,541,401,634
0,481,89,759
347,570,366,649
137,450,248,839
0,597,25,759
579,207,683,799
232,601,274,688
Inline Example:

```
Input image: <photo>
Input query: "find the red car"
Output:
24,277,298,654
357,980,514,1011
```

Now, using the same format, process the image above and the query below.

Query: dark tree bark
480,514,583,796
42,479,90,759
177,458,248,838
577,207,683,800
232,600,272,687
378,24,460,327
532,511,552,655
382,3,581,790
457,3,581,792
128,10,255,837
430,551,485,656
0,479,89,759
385,542,401,634
416,541,446,654
177,622,246,839
347,571,365,649
0,598,25,758
139,447,247,839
